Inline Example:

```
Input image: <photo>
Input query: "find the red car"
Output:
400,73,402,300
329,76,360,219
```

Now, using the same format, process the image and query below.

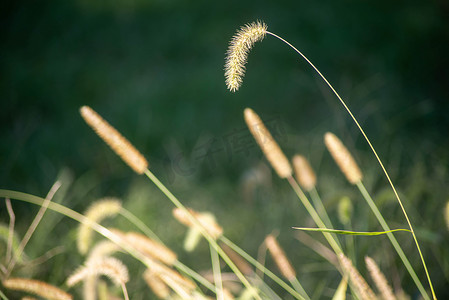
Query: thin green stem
121,283,129,300
267,30,435,300
143,169,262,300
6,182,61,276
174,261,216,294
356,181,430,300
210,244,224,300
287,176,342,255
119,208,161,243
0,289,8,300
309,188,342,249
309,188,332,229
289,277,309,300
220,236,306,300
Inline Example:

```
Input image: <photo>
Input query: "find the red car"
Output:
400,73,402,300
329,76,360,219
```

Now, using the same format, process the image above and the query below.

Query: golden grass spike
324,132,362,184
244,108,292,178
67,256,129,287
143,269,170,299
77,198,122,254
292,155,317,191
225,21,267,92
125,231,177,265
338,254,377,300
365,256,396,300
265,234,296,280
172,208,223,239
80,105,148,174
3,278,73,300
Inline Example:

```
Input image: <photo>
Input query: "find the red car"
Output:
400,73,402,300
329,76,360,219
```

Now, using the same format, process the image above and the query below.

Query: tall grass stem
266,30,435,299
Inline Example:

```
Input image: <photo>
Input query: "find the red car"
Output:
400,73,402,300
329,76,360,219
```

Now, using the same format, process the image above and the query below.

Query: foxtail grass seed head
225,21,267,92
125,232,177,265
365,256,396,300
77,198,122,254
3,278,73,300
172,208,223,239
244,108,292,178
67,256,129,287
324,132,363,184
339,254,377,300
80,106,148,174
292,155,317,191
265,234,296,280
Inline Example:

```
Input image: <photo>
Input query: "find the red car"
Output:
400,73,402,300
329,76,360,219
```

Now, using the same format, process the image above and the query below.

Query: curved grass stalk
219,236,306,300
266,31,435,300
143,169,263,300
0,190,158,269
356,181,429,299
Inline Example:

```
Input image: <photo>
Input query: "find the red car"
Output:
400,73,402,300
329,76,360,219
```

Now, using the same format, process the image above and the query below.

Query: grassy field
1,1,449,299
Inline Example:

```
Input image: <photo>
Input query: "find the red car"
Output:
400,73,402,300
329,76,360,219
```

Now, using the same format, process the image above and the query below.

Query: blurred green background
1,0,449,299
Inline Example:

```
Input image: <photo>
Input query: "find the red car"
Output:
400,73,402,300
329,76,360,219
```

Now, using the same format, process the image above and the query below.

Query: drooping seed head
365,256,395,300
292,155,317,191
80,106,148,174
67,256,129,287
77,198,122,254
265,234,296,280
244,108,292,178
225,21,267,92
324,132,362,184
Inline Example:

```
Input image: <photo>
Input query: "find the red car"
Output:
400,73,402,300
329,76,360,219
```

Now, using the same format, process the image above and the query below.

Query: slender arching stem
266,30,435,299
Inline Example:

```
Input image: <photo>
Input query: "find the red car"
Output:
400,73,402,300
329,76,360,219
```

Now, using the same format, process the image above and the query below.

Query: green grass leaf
292,227,411,236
